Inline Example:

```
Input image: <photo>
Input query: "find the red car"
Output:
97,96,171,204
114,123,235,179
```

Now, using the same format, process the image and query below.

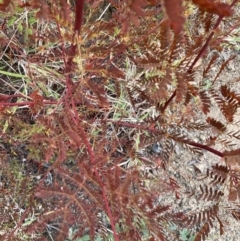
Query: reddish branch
66,0,85,73
174,138,223,157
59,1,120,240
108,119,224,158
0,100,58,106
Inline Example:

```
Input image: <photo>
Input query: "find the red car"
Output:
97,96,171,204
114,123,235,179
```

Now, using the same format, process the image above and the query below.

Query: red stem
0,100,58,106
173,137,223,157
162,90,176,113
60,1,119,239
108,120,224,157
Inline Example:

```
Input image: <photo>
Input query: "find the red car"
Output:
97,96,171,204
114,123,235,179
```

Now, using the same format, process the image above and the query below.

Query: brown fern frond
228,130,240,140
149,225,166,241
147,85,168,104
216,215,225,235
228,181,240,202
142,76,164,86
220,85,240,104
203,54,219,78
119,0,146,33
190,35,205,56
184,204,218,228
213,55,236,83
34,1,53,22
1,0,240,240
162,0,185,34
224,150,240,168
231,209,240,221
219,137,238,149
224,148,240,157
131,85,155,105
142,134,166,148
141,72,173,102
134,152,156,166
194,221,212,241
161,139,174,169
199,90,211,115
203,12,215,33
170,134,202,154
192,0,233,17
29,90,44,115
176,72,187,102
168,33,184,63
86,77,110,108
184,90,194,105
206,117,227,132
147,40,167,62
148,205,171,218
181,121,208,132
159,18,172,52
134,54,162,68
169,177,181,199
210,90,237,122
157,68,173,98
126,86,137,111
221,102,236,123
198,185,224,201
207,164,229,185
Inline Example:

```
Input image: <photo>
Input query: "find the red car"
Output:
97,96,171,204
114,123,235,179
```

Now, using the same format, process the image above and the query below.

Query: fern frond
134,54,162,68
159,18,172,52
206,117,227,132
142,72,173,102
207,164,229,185
181,120,208,132
176,72,187,102
126,86,137,111
228,182,240,202
170,134,202,154
210,90,237,122
203,12,215,33
224,148,240,157
220,85,240,104
192,0,233,17
203,54,218,78
231,209,240,221
163,0,185,34
161,139,174,169
184,89,194,105
148,205,170,218
184,204,219,228
142,134,166,148
194,221,212,241
213,55,236,83
168,33,184,63
224,149,240,167
198,185,224,201
228,130,240,140
199,90,211,115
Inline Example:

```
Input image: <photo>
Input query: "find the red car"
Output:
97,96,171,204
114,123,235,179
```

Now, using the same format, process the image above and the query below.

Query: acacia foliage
0,0,240,240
